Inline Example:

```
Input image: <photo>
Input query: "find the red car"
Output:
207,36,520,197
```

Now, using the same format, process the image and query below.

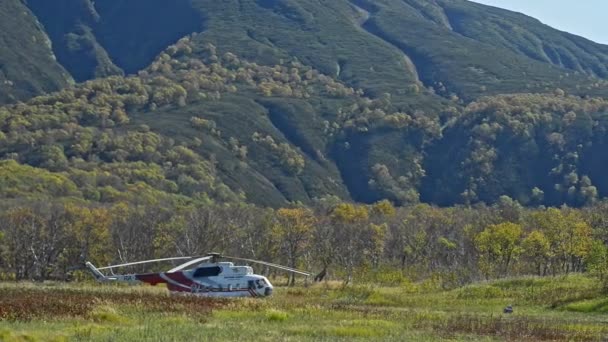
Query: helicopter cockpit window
256,279,266,288
193,266,221,278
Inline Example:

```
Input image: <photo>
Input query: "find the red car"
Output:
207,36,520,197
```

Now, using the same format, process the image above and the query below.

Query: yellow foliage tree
475,222,523,279
273,208,316,285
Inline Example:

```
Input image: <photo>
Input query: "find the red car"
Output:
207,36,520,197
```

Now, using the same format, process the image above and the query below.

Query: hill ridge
2,0,608,207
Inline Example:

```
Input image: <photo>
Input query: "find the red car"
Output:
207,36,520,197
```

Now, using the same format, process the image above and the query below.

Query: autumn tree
273,208,316,285
586,241,608,290
527,208,592,274
475,222,523,278
521,230,551,276
1,207,48,280
109,203,173,268
158,205,228,257
60,204,113,275
387,204,454,274
0,204,79,280
329,203,381,284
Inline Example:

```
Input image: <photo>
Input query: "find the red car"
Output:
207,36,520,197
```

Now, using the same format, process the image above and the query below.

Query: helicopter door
248,280,255,289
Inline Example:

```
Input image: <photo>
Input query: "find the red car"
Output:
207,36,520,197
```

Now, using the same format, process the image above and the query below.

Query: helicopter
85,253,311,298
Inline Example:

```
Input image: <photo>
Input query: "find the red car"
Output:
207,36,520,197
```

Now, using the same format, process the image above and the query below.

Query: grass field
1,275,607,341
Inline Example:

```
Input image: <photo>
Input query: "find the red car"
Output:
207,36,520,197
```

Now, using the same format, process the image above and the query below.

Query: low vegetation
1,275,607,341
0,284,224,322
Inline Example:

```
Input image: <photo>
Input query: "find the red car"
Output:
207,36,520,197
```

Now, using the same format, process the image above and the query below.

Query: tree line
2,197,608,288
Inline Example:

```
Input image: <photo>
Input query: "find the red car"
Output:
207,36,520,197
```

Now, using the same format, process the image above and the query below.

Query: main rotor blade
98,257,194,270
168,256,212,273
224,256,311,276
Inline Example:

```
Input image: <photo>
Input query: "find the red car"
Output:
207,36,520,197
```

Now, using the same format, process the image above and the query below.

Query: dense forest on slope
0,39,366,206
1,0,608,208
423,93,608,206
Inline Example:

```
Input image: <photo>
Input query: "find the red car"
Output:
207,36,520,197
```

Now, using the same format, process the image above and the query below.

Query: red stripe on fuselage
165,272,194,287
136,273,165,285
168,284,192,292
135,271,193,288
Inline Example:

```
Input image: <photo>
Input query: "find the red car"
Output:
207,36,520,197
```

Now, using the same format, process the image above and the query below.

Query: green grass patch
455,285,508,300
1,277,608,341
564,298,608,313
265,309,289,322
89,305,131,324
330,326,385,338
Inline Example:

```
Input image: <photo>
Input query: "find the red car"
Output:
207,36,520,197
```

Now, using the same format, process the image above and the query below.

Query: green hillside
1,0,608,207
0,0,72,103
0,39,366,206
25,0,204,81
437,0,608,78
13,0,608,103
423,93,608,206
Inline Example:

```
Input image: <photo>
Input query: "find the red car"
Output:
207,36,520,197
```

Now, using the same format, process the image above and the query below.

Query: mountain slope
11,0,608,103
2,0,608,207
0,39,369,206
436,0,608,78
25,0,204,81
348,0,608,100
0,0,72,103
423,93,608,206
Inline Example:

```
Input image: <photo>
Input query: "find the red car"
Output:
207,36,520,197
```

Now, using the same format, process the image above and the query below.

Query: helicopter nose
265,287,273,296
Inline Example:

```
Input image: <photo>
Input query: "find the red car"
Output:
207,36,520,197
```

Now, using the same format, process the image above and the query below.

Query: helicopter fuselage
93,262,273,297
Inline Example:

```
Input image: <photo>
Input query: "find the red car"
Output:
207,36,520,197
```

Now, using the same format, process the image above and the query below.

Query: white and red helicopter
85,253,310,298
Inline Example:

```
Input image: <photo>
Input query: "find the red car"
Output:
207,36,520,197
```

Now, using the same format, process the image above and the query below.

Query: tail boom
85,262,142,284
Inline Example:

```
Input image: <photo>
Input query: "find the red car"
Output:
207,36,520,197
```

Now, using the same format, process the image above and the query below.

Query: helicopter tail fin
85,262,107,282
